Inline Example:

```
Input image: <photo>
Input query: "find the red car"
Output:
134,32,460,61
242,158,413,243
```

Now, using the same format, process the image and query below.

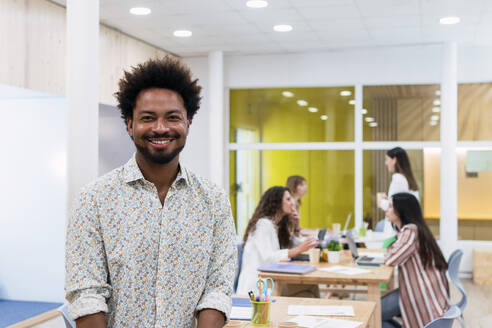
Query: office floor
30,279,492,328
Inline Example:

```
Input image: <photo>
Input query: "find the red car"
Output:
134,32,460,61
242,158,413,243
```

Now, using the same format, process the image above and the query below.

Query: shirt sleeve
65,188,111,321
385,226,417,266
196,191,237,322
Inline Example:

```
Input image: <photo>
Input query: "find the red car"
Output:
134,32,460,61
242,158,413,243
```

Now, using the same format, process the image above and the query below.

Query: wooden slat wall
0,0,170,105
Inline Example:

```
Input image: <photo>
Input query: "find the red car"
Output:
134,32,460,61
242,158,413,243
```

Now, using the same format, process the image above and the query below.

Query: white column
66,0,99,213
354,84,363,229
208,51,225,188
440,42,458,257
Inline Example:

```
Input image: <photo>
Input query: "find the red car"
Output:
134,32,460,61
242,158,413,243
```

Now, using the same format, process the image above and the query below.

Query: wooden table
258,252,394,328
231,296,375,328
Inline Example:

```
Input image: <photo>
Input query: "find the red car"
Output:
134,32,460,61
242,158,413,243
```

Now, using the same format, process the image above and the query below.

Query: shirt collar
122,153,189,187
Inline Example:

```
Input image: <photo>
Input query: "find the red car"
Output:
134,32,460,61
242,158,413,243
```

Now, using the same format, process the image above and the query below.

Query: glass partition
230,150,354,237
230,87,355,143
457,148,492,240
363,84,441,141
458,82,492,141
363,149,440,237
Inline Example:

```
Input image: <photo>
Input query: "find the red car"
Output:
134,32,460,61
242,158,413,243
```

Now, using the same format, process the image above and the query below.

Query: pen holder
250,300,271,326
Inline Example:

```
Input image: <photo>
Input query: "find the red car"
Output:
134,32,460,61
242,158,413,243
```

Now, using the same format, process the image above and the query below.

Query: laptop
346,230,385,267
342,213,352,234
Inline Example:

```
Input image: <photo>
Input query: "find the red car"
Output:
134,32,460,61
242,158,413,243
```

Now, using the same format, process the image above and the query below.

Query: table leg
387,274,395,291
368,283,381,328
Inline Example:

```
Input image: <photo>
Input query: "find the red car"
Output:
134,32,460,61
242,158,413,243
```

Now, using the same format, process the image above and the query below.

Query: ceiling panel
49,0,492,56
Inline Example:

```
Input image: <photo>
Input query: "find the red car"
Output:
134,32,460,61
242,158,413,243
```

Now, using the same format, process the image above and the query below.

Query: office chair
375,219,385,232
424,305,461,328
447,249,467,327
233,243,244,293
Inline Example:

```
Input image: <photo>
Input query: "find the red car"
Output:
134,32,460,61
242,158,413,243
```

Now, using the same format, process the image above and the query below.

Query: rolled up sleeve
196,192,236,321
65,188,111,320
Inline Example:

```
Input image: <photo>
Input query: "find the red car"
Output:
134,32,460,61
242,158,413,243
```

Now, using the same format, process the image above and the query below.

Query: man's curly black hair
115,56,202,122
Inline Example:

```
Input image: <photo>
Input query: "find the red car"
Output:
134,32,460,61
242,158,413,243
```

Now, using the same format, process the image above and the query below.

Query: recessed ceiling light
440,16,460,25
365,117,374,122
431,115,440,121
273,24,293,32
361,108,368,115
369,122,378,127
320,115,328,120
432,107,441,113
435,90,441,96
297,100,308,106
246,0,268,8
349,100,356,105
430,120,438,126
340,90,351,96
282,91,294,97
308,107,318,113
130,7,151,15
433,99,441,106
173,30,192,37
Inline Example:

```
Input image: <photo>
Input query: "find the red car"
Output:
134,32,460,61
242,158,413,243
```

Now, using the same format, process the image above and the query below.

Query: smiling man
65,57,236,328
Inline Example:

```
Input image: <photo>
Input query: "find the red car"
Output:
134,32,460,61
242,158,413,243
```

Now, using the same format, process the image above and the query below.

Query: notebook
258,263,316,274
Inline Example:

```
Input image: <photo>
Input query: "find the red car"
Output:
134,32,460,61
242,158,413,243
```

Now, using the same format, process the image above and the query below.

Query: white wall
0,93,66,302
181,57,211,180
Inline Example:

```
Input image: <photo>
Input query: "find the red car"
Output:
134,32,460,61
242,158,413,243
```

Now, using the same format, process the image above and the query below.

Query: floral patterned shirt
65,155,236,327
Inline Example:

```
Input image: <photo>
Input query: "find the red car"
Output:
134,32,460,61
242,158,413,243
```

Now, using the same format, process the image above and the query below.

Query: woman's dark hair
392,192,447,272
243,186,291,246
387,147,418,191
286,175,306,207
115,56,202,123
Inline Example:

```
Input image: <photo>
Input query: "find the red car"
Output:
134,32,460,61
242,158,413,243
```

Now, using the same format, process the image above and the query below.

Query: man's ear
126,117,133,138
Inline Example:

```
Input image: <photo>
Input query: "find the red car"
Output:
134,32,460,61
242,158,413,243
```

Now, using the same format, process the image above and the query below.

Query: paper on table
288,305,355,316
230,307,252,320
319,266,371,275
287,315,363,328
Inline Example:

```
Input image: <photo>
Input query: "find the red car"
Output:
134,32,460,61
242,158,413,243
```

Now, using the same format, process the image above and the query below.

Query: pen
248,291,254,301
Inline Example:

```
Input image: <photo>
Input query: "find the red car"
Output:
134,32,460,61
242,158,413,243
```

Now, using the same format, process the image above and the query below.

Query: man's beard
135,139,184,164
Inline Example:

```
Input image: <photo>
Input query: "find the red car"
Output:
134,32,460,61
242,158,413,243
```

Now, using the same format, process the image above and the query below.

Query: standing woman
382,192,449,328
378,147,419,233
236,186,318,296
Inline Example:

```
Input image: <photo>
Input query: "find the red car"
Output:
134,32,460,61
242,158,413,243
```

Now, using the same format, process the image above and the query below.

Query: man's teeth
151,139,171,144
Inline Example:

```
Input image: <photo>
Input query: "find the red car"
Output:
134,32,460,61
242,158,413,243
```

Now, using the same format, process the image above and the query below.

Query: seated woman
382,192,449,328
286,175,319,240
236,186,318,296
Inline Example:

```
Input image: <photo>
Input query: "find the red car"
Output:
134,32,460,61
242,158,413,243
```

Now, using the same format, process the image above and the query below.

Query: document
230,306,252,320
287,315,363,328
319,265,371,275
288,305,355,316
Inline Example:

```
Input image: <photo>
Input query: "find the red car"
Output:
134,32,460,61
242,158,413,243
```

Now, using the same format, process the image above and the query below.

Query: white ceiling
52,0,492,56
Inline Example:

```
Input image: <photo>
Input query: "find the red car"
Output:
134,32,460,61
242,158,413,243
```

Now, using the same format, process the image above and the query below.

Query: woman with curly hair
236,186,318,296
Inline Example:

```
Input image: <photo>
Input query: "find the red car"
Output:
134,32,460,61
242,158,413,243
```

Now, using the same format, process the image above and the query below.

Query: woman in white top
378,147,419,234
236,186,318,295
